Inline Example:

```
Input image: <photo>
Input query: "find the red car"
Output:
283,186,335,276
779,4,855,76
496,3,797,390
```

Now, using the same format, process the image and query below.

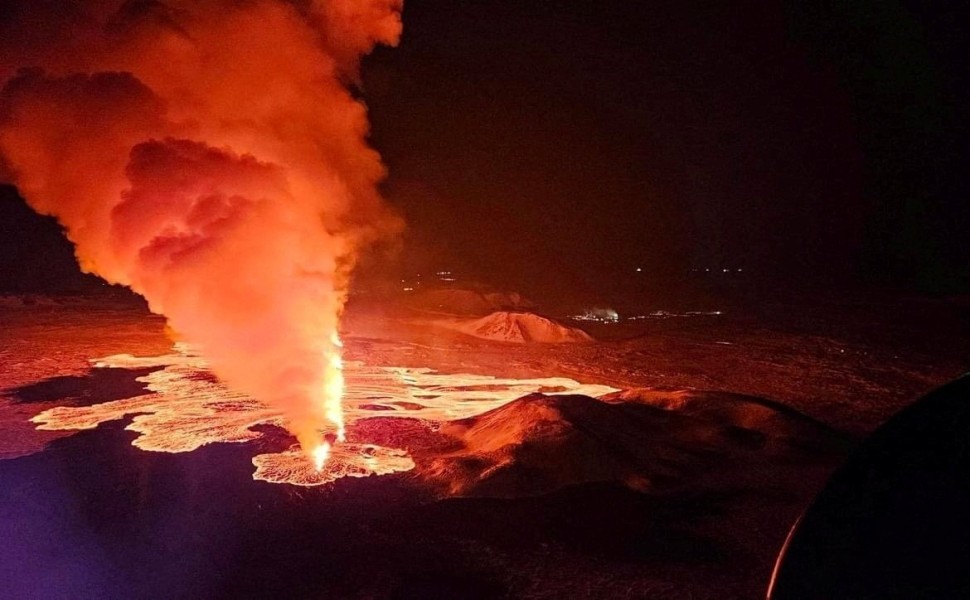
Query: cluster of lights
400,269,458,291
570,308,620,323
691,268,744,273
634,267,744,274
569,309,724,324
627,310,723,320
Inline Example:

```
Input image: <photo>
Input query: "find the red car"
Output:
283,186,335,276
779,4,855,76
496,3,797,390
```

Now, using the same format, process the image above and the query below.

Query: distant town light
624,310,724,321
570,308,620,323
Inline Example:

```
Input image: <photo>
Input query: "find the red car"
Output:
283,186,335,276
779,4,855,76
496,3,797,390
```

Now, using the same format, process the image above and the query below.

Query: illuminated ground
2,294,969,599
29,345,614,486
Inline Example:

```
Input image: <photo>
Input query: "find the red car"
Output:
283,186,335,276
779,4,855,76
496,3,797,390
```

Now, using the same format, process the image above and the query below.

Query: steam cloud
0,0,403,453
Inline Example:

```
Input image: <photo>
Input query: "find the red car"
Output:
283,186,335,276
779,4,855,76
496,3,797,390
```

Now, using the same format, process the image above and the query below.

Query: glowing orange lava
301,331,346,473
254,443,415,487
326,332,346,444
0,0,405,479
313,442,331,472
30,345,617,486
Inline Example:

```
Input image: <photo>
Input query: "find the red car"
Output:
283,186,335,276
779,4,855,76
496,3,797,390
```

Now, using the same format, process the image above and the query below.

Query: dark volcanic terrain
1,293,968,599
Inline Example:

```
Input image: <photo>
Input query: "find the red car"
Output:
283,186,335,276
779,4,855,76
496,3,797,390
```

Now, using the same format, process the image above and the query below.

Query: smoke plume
0,0,403,454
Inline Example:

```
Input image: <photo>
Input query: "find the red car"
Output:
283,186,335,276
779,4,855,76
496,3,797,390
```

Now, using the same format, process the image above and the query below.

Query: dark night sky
363,0,970,297
2,0,969,298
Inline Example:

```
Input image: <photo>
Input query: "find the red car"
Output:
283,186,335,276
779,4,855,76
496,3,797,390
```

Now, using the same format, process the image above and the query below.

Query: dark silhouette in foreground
770,374,970,598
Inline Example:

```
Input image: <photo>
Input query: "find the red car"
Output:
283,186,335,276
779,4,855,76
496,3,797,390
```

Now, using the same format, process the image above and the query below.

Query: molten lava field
2,294,968,599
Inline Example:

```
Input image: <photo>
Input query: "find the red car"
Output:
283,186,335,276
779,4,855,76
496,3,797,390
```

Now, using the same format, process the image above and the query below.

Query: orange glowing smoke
0,1,404,465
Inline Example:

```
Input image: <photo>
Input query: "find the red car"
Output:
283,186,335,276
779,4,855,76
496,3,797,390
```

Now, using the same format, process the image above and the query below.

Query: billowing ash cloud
0,0,403,454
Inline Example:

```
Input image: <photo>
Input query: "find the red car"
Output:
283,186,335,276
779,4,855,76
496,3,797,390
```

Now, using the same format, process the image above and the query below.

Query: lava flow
256,443,416,487
313,443,332,472
0,0,404,475
325,333,347,444
30,345,617,486
304,332,346,473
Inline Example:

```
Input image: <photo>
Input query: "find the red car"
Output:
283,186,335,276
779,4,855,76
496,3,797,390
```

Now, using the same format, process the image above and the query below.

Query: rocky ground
1,292,968,598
